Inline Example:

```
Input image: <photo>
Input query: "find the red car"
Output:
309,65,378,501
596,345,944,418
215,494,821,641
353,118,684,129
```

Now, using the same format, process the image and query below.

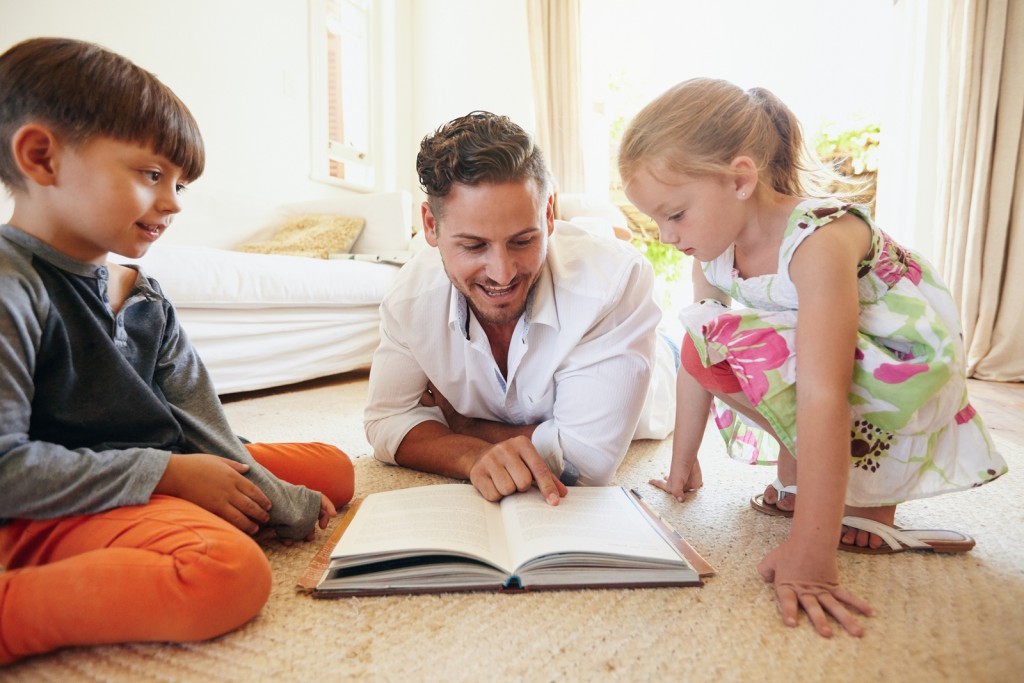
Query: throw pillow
236,214,366,259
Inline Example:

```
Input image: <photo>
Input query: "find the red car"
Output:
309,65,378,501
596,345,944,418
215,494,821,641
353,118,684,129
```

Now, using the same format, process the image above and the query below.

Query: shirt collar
1,224,157,298
1,224,108,278
446,263,560,341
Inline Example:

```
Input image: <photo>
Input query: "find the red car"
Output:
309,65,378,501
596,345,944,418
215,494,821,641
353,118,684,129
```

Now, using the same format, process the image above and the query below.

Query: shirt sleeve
0,267,172,520
363,300,447,464
152,288,321,539
535,256,661,486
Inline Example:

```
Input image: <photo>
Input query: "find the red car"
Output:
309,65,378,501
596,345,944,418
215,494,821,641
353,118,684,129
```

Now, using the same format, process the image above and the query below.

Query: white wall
0,0,404,247
404,0,535,211
0,0,540,243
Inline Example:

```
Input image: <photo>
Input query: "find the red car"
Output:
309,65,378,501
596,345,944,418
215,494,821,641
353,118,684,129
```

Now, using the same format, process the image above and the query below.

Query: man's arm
538,252,663,485
364,301,565,504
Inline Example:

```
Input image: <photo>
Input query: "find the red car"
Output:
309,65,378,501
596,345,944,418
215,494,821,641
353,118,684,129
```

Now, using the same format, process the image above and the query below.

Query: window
310,0,375,190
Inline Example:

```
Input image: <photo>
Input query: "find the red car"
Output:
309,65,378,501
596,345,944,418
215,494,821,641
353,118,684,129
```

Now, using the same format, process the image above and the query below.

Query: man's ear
11,124,61,187
545,193,555,236
422,201,440,247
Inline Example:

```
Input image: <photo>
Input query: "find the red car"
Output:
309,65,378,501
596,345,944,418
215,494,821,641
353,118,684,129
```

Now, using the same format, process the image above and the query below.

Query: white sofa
117,191,413,394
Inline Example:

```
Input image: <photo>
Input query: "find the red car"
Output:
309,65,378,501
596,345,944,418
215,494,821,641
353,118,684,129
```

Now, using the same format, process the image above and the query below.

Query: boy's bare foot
840,504,897,550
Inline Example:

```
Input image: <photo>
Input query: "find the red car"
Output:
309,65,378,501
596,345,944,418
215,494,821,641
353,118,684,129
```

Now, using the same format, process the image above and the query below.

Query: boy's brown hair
0,37,205,192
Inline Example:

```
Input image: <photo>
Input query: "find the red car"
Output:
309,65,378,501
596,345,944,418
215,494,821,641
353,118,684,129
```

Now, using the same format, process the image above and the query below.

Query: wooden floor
967,378,1024,447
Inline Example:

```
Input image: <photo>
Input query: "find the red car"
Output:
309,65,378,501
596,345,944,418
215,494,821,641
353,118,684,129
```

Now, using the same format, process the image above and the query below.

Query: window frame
309,0,379,192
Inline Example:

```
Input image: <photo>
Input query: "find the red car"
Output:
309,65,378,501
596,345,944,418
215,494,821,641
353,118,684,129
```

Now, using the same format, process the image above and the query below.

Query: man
364,111,675,505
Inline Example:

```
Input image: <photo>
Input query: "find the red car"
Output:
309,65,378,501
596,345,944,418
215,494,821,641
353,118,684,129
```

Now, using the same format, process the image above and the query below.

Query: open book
298,484,714,596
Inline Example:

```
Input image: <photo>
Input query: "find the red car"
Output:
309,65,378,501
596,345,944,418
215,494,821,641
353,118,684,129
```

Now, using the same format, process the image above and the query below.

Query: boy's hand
274,493,338,545
650,457,703,502
155,454,272,534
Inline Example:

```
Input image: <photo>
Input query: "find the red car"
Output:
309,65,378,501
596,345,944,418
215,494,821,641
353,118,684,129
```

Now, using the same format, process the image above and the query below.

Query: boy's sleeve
0,268,171,520
152,296,321,539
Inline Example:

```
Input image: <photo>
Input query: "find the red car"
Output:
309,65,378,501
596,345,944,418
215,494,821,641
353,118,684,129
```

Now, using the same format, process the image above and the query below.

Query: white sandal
750,478,797,518
840,516,976,554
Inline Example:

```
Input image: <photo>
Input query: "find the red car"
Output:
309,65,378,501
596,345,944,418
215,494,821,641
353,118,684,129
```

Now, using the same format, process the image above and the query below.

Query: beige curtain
526,0,586,195
935,0,1024,381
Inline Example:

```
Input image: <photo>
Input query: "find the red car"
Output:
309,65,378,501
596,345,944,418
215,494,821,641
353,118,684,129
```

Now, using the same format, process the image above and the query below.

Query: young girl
618,78,1007,638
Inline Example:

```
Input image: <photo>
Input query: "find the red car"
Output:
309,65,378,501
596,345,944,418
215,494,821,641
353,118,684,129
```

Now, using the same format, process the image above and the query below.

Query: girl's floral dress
678,198,1006,506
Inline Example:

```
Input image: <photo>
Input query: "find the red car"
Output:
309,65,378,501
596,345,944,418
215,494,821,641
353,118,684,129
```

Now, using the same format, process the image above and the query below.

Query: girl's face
625,165,746,262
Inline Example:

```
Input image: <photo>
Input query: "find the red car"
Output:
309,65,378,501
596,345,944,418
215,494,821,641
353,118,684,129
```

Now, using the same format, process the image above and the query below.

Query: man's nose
485,248,516,285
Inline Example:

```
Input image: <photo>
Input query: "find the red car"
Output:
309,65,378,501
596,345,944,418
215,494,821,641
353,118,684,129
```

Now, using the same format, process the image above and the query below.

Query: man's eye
461,243,485,252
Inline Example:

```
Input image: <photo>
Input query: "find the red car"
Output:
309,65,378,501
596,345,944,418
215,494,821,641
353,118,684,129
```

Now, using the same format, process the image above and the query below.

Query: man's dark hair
0,37,205,192
416,111,551,216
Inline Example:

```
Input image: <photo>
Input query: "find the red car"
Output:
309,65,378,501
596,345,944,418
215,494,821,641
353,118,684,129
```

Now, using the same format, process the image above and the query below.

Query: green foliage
631,237,687,284
813,118,881,175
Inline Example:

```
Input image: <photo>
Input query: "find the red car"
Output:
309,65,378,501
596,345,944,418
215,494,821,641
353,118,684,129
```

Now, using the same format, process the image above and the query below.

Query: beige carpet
5,371,1023,682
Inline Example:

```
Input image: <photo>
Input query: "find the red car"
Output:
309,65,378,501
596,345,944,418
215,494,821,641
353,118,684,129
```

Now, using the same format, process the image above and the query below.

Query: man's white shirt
364,221,675,485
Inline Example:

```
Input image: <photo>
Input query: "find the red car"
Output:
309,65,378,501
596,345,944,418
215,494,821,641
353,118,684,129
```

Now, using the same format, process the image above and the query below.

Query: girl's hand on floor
649,457,703,502
758,539,874,638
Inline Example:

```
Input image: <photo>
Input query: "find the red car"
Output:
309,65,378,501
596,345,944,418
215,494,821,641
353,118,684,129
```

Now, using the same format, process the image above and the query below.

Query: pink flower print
873,362,928,384
955,404,976,425
903,254,922,285
874,233,922,288
703,314,789,405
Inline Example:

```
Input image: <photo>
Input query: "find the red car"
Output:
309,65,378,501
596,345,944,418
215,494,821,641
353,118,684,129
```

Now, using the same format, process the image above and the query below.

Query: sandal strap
770,477,797,499
841,516,930,551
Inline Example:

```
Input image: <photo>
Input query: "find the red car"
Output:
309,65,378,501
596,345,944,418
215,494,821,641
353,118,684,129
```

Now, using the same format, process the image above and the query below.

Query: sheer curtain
526,0,586,195
878,0,1023,382
934,0,1024,381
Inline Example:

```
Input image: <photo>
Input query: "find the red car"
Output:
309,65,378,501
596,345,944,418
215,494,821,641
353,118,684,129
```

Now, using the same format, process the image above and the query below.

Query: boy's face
35,135,187,264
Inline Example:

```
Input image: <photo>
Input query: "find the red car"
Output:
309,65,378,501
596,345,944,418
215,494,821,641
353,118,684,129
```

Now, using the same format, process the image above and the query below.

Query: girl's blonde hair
618,77,841,198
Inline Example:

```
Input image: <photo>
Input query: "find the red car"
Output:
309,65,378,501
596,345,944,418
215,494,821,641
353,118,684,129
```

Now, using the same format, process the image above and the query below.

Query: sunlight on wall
580,0,894,196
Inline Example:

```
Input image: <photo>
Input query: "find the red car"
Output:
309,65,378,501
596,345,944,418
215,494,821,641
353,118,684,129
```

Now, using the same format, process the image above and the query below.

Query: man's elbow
573,453,623,487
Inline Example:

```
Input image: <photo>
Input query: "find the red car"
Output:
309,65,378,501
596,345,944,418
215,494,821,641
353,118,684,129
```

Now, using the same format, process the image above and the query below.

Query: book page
330,484,513,572
500,487,685,570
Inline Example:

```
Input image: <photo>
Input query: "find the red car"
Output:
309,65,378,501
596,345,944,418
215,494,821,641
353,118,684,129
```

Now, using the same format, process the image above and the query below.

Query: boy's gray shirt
0,224,320,539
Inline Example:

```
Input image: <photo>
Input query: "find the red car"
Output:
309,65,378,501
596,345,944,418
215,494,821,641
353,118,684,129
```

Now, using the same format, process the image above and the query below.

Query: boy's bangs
143,92,205,183
109,77,205,182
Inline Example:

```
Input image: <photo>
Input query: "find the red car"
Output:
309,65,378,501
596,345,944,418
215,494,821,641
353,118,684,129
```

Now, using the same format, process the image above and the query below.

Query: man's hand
420,381,470,433
470,435,568,506
154,454,272,534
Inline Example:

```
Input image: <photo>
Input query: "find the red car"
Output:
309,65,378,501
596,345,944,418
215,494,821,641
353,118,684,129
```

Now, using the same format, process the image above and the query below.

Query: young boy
0,37,354,664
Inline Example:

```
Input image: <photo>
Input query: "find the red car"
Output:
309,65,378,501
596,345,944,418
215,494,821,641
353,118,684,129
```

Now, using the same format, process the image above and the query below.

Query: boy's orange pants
0,442,354,665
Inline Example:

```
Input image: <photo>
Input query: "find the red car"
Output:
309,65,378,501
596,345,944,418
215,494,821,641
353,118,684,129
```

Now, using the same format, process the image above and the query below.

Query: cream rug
4,371,1022,682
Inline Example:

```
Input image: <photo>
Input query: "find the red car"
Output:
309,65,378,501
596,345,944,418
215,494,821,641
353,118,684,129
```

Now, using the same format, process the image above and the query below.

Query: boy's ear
11,124,60,187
